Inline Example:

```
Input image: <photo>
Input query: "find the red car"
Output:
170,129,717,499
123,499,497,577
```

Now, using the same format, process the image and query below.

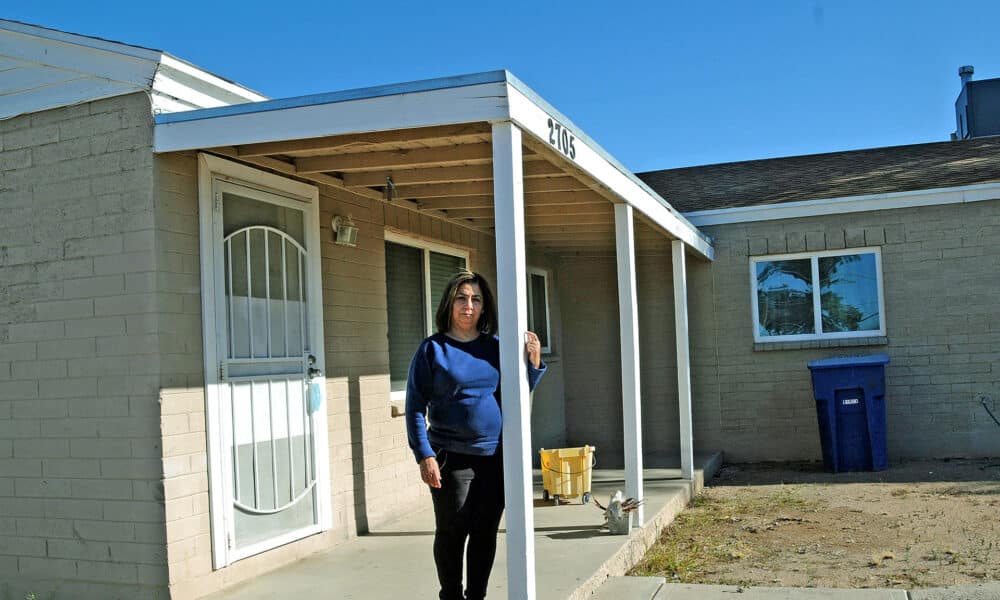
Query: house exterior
1,19,998,600
631,137,1000,462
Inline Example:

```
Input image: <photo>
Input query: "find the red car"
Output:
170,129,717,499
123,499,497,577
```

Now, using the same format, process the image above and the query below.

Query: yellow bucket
539,445,595,505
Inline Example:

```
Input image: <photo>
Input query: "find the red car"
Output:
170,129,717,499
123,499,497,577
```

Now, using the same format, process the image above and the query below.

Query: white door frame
197,153,331,569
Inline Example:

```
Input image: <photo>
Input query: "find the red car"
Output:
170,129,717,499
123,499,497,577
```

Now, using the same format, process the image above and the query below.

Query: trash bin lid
807,353,889,370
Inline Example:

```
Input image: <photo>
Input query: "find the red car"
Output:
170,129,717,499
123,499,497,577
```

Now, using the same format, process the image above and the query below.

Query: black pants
429,449,504,600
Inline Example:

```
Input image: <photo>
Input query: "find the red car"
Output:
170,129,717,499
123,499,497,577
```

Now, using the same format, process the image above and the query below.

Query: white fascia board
152,70,234,110
685,182,1000,226
0,19,162,61
504,79,714,261
150,90,201,114
154,72,510,152
157,54,267,105
0,26,156,87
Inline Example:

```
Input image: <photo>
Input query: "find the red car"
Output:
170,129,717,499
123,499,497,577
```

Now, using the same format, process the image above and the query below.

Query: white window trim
526,267,552,354
384,231,469,402
750,246,886,343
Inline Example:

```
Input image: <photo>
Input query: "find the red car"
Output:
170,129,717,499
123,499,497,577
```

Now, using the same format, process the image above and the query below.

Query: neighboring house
2,19,998,600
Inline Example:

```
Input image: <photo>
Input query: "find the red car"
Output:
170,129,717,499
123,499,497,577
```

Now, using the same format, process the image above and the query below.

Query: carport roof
154,70,713,260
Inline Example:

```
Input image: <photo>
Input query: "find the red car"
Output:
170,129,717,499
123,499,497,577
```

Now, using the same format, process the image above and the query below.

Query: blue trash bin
807,354,890,472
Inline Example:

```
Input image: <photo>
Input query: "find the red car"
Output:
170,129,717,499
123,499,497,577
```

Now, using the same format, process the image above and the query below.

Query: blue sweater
405,333,546,462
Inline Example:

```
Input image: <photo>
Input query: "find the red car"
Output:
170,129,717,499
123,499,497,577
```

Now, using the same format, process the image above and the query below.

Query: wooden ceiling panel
339,160,564,189
235,123,491,158
295,143,495,173
217,120,680,253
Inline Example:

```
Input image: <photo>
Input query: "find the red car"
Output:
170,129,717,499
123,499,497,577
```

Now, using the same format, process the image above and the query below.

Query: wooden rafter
295,143,495,173
340,160,564,188
235,123,492,157
416,196,494,210
207,146,385,201
395,177,587,201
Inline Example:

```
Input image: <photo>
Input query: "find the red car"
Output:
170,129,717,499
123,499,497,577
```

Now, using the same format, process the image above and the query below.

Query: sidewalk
594,577,1000,600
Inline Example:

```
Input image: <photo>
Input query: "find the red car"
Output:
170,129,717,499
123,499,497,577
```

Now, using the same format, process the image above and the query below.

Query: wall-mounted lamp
384,176,396,203
331,214,359,247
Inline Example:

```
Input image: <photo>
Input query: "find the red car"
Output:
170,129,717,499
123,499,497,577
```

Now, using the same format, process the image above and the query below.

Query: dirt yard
630,458,1000,589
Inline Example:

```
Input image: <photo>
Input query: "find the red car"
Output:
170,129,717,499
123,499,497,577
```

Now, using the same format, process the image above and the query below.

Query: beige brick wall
561,198,1000,464
557,254,681,467
0,93,170,598
155,152,567,597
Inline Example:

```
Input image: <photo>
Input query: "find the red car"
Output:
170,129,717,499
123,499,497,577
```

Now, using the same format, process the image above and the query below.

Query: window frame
526,266,553,354
384,231,469,401
749,247,886,343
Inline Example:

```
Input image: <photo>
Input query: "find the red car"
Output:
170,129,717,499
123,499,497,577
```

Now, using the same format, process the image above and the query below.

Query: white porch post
672,240,695,480
492,121,536,599
614,203,644,526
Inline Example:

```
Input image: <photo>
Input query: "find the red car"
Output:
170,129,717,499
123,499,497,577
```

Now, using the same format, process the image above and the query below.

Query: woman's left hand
524,331,541,369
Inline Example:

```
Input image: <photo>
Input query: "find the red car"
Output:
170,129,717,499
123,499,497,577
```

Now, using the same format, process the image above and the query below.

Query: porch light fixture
331,214,359,247
384,176,396,203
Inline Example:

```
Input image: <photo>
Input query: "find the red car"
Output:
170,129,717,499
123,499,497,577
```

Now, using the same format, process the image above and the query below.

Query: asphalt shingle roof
637,136,1000,213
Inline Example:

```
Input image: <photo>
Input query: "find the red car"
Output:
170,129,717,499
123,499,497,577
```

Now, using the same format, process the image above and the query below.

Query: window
527,268,552,354
384,233,468,395
751,248,885,342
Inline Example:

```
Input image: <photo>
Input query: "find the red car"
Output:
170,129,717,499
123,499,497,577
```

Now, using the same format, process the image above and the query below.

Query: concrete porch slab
203,451,723,599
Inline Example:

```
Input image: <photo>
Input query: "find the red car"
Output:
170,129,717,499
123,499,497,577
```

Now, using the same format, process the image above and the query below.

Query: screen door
209,177,328,562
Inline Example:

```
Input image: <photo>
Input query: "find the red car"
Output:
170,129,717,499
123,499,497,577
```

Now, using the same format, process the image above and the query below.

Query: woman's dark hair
434,270,498,335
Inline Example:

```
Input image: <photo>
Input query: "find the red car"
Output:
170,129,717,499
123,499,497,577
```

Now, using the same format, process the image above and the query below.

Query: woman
406,270,546,600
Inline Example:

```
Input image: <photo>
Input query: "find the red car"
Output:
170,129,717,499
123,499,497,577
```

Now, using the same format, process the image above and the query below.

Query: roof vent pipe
959,65,974,89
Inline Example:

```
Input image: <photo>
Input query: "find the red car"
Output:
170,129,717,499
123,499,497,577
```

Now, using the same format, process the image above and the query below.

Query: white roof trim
154,73,510,150
153,70,713,260
0,19,161,61
158,54,267,103
683,182,1000,226
0,19,264,120
505,80,713,259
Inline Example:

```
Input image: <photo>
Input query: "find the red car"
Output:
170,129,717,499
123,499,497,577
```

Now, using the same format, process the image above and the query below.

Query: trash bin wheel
582,492,591,505
542,489,550,502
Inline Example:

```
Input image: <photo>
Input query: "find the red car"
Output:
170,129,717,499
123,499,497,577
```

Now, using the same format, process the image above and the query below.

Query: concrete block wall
560,200,1000,464
697,198,1000,460
560,198,1000,465
152,151,564,596
556,253,684,468
0,93,171,598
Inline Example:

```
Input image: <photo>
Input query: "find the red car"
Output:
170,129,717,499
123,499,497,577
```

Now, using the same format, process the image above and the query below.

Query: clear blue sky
8,1,1000,171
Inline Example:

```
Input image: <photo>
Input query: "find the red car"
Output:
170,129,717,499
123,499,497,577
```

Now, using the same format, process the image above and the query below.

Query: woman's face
451,282,484,333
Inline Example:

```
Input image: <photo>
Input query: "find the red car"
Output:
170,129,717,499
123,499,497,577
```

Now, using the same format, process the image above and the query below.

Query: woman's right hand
419,456,442,488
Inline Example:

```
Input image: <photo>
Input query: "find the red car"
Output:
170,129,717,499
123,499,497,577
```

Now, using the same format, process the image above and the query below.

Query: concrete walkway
205,452,723,600
594,575,1000,599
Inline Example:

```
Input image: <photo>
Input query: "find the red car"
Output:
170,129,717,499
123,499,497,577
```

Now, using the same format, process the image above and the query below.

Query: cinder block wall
695,200,1000,461
0,93,170,598
155,151,566,598
560,199,1000,464
556,253,683,468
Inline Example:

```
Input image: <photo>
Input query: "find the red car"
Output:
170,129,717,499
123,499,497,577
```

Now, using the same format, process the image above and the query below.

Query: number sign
546,117,576,159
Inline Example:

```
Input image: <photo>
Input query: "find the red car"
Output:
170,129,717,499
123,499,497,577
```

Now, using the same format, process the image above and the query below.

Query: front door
199,156,330,566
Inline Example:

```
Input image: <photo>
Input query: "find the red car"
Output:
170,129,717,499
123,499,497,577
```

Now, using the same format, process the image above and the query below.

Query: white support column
614,203,644,526
492,121,536,600
672,240,695,480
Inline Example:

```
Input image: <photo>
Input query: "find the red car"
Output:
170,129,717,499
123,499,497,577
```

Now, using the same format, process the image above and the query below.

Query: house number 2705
547,117,577,159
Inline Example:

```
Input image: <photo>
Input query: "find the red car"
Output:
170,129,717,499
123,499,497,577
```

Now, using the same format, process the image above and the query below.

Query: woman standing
405,270,546,600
